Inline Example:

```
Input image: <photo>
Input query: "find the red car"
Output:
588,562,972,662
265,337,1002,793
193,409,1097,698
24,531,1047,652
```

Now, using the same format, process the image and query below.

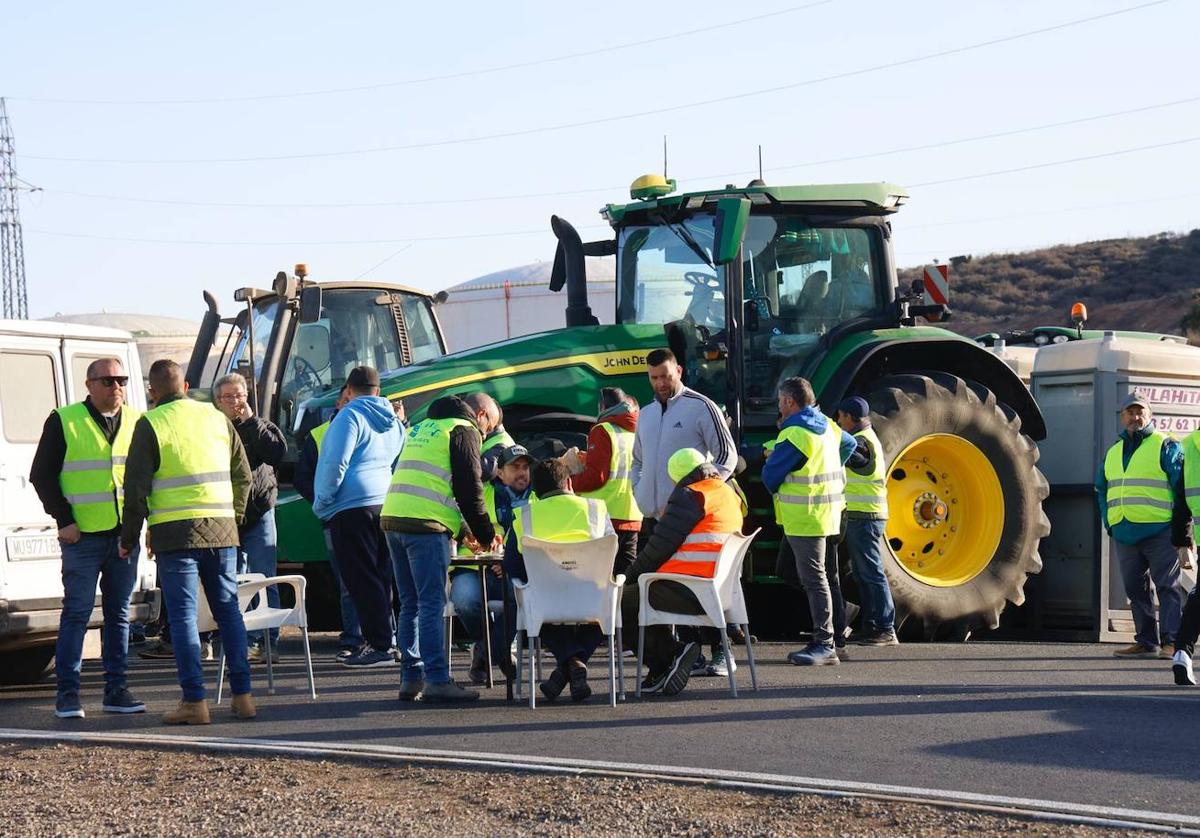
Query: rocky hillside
898,229,1200,337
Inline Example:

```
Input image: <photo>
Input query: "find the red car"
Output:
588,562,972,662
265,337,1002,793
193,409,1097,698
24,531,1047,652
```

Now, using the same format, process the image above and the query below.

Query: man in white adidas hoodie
632,348,738,537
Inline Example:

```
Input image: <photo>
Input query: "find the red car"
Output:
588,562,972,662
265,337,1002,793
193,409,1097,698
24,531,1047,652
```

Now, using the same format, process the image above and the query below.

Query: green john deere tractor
291,175,1051,635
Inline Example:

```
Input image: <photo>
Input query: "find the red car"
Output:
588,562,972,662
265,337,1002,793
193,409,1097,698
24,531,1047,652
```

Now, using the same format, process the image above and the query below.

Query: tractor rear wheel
862,372,1050,630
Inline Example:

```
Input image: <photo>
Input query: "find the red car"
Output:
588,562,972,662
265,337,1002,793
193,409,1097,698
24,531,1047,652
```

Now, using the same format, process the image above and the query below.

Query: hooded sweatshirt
572,401,641,529
312,395,403,520
761,406,858,495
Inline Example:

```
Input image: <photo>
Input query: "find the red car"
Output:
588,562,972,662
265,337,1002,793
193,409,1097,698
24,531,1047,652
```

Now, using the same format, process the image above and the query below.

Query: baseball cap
345,366,380,390
498,444,534,467
836,396,870,420
1118,392,1149,411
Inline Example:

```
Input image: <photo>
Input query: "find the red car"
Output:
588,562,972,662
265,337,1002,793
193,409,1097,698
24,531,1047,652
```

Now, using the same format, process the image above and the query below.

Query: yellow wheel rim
884,433,1003,587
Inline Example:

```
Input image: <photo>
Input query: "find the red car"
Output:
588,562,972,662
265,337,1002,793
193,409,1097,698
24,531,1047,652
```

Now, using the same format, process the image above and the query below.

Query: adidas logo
673,421,683,428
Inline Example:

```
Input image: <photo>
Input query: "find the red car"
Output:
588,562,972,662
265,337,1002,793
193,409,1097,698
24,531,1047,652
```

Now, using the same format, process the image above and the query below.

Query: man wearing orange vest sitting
619,448,744,697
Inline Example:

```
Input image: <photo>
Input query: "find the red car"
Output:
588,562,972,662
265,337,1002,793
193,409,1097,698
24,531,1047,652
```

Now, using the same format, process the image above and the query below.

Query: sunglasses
88,376,129,387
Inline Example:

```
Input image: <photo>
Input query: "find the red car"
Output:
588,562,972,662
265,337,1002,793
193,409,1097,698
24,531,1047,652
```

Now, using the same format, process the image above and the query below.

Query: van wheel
0,646,55,685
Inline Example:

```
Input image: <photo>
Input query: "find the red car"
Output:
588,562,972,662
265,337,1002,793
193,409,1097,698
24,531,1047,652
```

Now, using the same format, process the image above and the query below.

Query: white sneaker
1174,649,1196,686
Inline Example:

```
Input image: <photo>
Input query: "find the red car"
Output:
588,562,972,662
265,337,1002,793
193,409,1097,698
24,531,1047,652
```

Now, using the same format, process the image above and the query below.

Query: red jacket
573,407,640,530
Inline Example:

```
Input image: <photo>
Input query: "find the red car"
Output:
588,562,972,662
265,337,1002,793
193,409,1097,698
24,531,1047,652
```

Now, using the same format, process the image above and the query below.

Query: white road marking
1,728,1197,832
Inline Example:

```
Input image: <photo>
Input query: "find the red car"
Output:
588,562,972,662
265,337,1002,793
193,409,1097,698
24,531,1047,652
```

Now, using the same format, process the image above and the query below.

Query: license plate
5,534,62,562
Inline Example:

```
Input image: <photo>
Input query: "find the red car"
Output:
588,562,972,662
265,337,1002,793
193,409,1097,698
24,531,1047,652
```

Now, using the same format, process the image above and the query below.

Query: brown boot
163,699,211,725
231,693,257,720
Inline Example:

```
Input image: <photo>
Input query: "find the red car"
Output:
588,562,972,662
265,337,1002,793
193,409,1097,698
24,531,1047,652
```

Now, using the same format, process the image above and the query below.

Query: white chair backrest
520,534,619,630
712,529,760,604
195,573,266,634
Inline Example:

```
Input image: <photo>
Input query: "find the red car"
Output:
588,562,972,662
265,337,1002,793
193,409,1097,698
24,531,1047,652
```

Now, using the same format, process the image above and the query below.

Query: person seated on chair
504,458,613,703
452,445,530,685
620,448,744,698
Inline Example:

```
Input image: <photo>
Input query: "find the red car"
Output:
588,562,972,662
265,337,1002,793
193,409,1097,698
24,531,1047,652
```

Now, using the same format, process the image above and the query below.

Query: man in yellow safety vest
835,397,898,647
119,360,254,725
564,387,641,575
762,377,857,667
30,357,143,720
1096,392,1189,660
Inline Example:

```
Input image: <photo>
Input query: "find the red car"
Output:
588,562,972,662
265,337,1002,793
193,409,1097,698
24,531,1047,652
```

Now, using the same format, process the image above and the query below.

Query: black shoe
499,655,517,681
102,687,146,714
852,629,899,647
690,653,709,676
54,693,85,719
340,646,396,668
420,680,480,703
539,667,569,701
663,641,700,697
640,671,668,695
568,664,591,703
398,679,425,702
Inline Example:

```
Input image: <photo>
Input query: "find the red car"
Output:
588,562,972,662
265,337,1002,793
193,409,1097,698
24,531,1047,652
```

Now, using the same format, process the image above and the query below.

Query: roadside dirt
0,742,1146,836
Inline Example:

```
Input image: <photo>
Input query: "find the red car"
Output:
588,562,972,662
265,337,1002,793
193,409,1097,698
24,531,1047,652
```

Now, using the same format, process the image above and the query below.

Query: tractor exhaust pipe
185,290,221,389
550,215,603,328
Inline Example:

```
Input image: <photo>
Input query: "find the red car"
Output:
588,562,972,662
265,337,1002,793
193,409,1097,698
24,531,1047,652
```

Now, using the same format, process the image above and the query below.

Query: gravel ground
0,743,1149,837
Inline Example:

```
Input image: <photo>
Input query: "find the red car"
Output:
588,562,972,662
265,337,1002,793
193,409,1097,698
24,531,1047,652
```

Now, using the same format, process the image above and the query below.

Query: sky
1,0,1195,321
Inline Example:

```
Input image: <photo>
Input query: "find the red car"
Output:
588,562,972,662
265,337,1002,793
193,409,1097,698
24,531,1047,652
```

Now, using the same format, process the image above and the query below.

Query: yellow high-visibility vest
56,402,140,532
1105,432,1172,526
580,423,641,521
383,417,474,532
774,422,845,537
143,400,235,526
845,426,889,517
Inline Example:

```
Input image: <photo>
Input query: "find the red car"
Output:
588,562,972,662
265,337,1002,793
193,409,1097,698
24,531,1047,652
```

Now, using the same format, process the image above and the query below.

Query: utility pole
0,98,29,320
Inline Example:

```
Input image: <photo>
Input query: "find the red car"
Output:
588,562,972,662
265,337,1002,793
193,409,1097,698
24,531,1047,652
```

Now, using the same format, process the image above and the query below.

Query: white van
0,320,158,684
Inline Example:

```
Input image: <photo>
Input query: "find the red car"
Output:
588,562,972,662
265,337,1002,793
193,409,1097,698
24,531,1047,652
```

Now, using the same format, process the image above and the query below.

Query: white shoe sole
340,658,396,668
54,708,85,719
102,704,146,714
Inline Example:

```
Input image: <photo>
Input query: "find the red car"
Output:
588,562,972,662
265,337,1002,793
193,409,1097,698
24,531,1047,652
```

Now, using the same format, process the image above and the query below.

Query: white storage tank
436,259,615,352
1029,332,1199,641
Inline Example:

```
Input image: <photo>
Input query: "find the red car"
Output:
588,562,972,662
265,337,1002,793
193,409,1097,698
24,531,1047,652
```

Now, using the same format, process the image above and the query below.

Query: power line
909,136,1200,188
22,1,1171,165
10,2,834,106
23,132,1200,246
29,95,1200,209
901,192,1200,231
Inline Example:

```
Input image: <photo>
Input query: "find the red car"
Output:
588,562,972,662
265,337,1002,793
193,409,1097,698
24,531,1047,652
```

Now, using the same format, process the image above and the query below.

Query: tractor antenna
758,145,763,182
663,135,668,179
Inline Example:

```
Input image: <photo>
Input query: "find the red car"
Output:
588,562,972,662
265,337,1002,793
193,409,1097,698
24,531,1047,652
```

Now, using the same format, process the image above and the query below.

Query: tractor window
400,295,443,364
617,216,723,330
741,220,883,406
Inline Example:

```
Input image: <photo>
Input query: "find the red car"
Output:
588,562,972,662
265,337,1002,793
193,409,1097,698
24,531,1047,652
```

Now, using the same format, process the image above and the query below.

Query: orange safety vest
659,477,744,578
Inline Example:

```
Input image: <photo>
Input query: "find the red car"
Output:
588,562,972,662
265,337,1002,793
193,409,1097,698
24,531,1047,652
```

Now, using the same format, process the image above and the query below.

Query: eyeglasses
218,392,247,403
88,376,129,388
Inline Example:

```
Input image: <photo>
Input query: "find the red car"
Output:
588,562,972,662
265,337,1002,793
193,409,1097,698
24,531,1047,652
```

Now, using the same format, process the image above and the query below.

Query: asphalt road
3,635,1196,819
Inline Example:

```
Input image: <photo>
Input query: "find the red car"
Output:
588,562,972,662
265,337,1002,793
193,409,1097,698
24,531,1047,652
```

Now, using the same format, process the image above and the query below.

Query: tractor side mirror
713,197,751,266
298,285,323,324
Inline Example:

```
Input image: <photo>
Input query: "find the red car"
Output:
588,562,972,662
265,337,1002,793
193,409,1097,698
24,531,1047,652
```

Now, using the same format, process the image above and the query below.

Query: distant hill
898,229,1200,338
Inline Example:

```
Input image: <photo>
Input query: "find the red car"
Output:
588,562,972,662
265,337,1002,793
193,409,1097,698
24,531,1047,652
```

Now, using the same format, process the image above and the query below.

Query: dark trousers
541,624,604,668
1179,585,1200,655
633,517,719,653
621,579,707,673
328,505,393,652
776,535,847,641
614,529,638,577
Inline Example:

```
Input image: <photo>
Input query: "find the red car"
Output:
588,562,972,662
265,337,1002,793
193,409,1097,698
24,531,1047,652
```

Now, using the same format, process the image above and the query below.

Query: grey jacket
632,385,737,518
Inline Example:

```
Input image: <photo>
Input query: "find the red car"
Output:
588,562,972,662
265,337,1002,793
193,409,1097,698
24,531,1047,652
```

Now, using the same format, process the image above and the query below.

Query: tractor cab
185,266,446,458
553,176,907,432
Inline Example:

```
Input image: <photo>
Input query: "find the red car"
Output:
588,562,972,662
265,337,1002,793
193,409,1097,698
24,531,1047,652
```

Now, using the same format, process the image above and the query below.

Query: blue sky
2,0,1194,320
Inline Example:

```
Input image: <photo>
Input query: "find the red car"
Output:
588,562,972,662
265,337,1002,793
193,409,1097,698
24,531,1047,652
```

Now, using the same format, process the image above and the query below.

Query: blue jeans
238,510,279,644
323,528,363,649
386,531,451,684
157,547,251,701
55,534,139,699
845,518,895,632
449,568,516,661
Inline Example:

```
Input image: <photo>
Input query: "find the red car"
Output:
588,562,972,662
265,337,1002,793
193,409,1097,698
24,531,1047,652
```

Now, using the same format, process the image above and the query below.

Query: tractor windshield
617,212,885,412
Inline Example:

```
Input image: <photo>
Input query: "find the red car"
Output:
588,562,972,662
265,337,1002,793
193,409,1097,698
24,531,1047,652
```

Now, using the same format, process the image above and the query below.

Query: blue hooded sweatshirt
762,406,857,494
312,395,403,521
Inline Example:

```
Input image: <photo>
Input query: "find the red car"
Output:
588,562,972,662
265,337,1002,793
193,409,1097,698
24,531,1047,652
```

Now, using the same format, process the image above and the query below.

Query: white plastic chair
635,529,761,698
511,534,625,709
197,572,317,703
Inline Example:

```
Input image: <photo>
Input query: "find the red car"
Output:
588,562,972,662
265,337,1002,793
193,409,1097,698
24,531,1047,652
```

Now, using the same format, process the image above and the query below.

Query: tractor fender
817,337,1046,441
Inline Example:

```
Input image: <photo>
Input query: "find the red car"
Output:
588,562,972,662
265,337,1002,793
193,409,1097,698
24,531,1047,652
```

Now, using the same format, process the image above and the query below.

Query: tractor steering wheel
684,271,720,290
291,356,322,394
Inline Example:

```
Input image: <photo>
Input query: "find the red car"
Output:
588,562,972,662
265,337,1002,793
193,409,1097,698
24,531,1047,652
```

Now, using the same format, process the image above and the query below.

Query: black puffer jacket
233,415,287,530
625,462,724,582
